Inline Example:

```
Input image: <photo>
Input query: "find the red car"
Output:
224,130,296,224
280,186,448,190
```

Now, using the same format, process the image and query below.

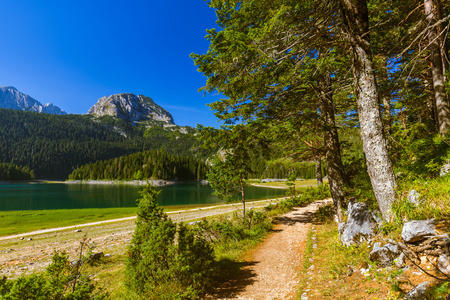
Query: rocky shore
64,179,185,186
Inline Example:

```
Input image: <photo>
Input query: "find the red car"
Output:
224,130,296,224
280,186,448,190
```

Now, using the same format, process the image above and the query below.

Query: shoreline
63,179,177,186
39,179,210,187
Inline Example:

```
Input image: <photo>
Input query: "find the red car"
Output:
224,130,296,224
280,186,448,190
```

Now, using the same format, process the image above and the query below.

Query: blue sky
0,1,222,127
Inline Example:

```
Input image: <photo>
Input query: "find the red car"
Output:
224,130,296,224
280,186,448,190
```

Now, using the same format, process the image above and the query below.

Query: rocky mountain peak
0,86,67,115
87,93,174,124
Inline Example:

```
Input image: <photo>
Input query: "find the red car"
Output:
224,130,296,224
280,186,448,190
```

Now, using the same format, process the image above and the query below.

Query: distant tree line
0,162,35,180
68,150,209,181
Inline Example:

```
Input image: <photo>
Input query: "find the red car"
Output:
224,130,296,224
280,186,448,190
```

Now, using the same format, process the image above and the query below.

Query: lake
0,182,286,211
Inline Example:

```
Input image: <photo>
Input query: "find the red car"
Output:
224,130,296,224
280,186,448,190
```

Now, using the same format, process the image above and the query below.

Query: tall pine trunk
425,0,450,135
339,0,397,220
319,72,346,222
434,0,449,79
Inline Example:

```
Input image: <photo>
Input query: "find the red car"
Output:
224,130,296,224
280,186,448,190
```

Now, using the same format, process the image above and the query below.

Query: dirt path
209,198,332,300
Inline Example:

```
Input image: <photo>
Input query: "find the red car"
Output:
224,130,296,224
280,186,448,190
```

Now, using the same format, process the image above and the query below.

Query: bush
125,185,215,299
0,249,105,299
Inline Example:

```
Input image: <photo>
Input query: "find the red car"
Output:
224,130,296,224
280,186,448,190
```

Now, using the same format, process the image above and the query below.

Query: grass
297,202,450,299
0,206,185,237
392,175,450,224
85,253,132,299
0,207,138,236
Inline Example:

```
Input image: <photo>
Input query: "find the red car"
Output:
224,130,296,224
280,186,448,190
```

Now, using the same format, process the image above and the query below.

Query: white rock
0,86,66,115
87,93,174,124
402,219,436,243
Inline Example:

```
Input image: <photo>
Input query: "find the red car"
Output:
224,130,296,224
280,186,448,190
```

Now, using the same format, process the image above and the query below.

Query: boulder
438,254,450,275
340,202,376,246
371,212,383,225
394,252,406,268
404,281,431,300
440,159,450,177
407,190,423,206
369,243,400,267
88,252,104,264
402,219,436,243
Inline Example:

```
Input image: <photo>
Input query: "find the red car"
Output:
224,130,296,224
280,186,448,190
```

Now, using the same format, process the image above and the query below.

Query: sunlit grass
246,178,321,189
0,207,138,236
0,206,182,236
393,176,450,223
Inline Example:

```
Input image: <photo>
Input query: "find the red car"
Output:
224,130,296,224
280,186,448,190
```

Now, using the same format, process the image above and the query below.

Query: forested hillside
0,107,312,181
0,109,209,179
68,149,208,181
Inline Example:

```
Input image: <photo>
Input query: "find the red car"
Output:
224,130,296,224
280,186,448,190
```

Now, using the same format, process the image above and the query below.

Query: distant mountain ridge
0,86,67,115
88,93,175,124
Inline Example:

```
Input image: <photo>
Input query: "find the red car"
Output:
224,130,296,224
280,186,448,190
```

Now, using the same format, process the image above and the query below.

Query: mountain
87,93,175,124
0,86,67,115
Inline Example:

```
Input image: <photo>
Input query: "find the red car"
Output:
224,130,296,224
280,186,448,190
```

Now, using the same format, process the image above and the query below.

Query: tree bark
379,57,392,147
425,0,450,135
434,0,449,78
315,156,323,186
319,72,346,222
339,0,397,220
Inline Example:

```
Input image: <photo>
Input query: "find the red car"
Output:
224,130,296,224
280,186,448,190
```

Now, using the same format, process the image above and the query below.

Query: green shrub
195,210,269,244
430,282,450,300
0,250,105,299
125,185,215,299
316,204,334,223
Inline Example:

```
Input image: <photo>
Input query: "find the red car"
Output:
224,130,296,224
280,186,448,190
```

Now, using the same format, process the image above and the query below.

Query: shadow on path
206,261,258,299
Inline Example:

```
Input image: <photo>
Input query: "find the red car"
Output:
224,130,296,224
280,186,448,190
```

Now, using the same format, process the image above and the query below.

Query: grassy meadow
0,207,138,236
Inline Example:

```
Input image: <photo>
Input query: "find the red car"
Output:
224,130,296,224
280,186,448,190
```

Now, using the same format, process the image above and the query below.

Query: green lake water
0,183,286,211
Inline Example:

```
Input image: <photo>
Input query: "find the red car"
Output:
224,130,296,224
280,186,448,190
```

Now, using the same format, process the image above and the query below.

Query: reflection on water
0,183,286,211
